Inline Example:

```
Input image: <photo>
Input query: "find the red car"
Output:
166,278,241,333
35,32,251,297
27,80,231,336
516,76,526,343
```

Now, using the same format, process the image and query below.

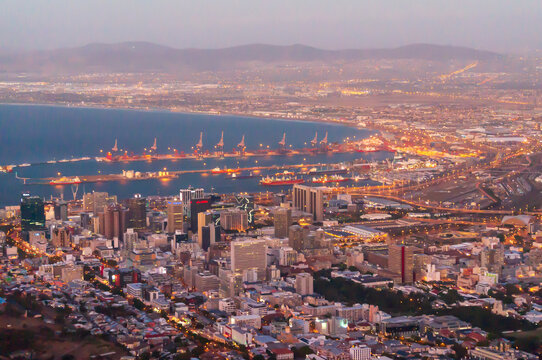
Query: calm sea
0,104,386,206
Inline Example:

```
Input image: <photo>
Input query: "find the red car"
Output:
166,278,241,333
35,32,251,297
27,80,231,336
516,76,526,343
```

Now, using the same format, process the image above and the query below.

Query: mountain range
0,42,503,74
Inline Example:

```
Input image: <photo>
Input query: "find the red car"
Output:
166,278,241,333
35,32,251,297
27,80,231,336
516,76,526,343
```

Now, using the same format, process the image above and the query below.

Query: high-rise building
295,272,314,295
83,191,116,214
180,187,204,203
190,197,212,231
273,207,292,238
230,238,267,280
235,194,255,225
51,226,71,248
292,184,324,222
20,194,45,232
197,210,212,247
166,200,183,234
102,204,128,241
54,200,68,221
220,208,248,232
124,228,138,254
80,212,91,229
127,194,146,231
288,224,309,251
200,226,211,251
389,244,415,284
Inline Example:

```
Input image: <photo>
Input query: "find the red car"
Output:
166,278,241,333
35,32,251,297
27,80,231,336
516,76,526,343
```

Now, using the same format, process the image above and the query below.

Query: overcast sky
1,0,541,52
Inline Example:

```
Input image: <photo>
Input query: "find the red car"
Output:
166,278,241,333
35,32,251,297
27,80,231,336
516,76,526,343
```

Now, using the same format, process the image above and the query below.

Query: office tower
127,194,146,231
197,211,212,247
83,191,116,214
389,244,415,284
200,226,211,251
292,184,324,222
295,273,314,295
20,194,45,232
124,228,138,254
80,212,91,229
273,207,292,238
51,226,71,248
54,200,68,221
180,187,204,203
190,197,212,231
166,200,183,233
288,224,309,251
235,194,255,225
230,238,267,280
209,223,221,244
102,204,128,241
220,208,248,232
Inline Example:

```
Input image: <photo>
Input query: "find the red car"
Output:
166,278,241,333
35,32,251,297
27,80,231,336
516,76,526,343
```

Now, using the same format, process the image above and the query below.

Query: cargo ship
260,176,305,186
50,176,82,185
312,175,350,184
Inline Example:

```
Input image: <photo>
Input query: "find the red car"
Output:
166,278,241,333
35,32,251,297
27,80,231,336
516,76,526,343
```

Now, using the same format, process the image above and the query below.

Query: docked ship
50,176,82,185
312,175,350,184
260,176,305,186
228,172,258,179
0,165,13,173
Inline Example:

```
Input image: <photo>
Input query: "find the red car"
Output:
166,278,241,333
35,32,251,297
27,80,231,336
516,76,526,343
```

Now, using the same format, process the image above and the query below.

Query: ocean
0,104,386,206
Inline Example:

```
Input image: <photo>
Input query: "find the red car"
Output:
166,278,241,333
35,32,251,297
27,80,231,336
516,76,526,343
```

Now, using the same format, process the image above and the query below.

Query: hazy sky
1,0,541,52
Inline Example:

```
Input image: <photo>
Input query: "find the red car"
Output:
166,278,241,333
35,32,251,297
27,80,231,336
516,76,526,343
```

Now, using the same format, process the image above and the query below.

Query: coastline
0,101,363,129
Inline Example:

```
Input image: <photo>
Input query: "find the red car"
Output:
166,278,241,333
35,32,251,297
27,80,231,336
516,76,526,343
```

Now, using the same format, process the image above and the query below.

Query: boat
260,176,305,186
46,160,57,164
275,170,295,176
50,176,82,185
18,163,31,167
312,175,350,184
58,159,70,163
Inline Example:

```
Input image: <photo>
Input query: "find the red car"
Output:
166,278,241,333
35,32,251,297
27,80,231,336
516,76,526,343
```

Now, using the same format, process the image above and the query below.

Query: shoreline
0,101,363,129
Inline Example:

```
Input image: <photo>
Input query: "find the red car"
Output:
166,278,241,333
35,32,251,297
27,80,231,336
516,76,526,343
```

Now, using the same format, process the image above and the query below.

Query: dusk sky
1,0,541,52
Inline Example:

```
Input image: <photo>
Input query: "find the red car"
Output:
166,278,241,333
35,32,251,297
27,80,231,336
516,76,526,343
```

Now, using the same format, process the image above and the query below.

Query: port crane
150,138,157,152
112,139,118,152
215,131,224,155
195,132,203,153
310,132,318,147
278,132,286,148
237,134,246,154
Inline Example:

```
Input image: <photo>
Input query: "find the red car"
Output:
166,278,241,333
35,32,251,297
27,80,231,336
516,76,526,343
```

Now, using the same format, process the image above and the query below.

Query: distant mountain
0,42,503,74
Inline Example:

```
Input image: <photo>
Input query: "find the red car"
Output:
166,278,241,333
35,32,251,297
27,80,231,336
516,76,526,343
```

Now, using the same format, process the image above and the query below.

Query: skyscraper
197,211,212,247
127,194,146,231
54,200,68,221
83,191,116,214
230,238,267,280
166,200,183,234
20,194,45,232
292,184,324,222
274,207,292,238
389,244,415,284
190,197,212,231
102,204,128,241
